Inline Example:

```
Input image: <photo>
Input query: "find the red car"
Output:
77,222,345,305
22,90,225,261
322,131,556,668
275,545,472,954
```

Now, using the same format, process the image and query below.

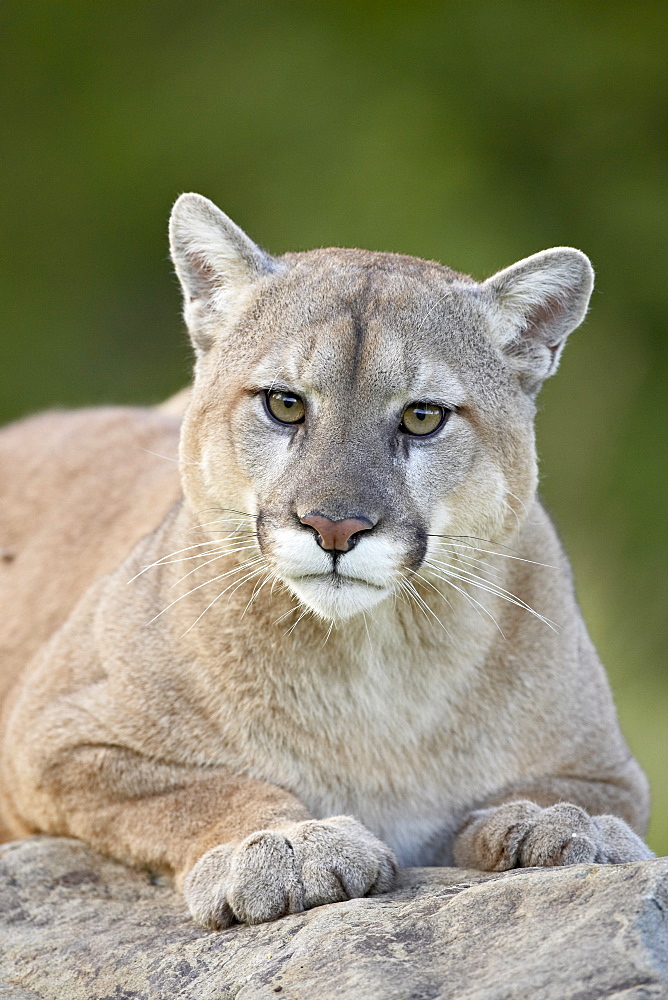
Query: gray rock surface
0,836,666,1000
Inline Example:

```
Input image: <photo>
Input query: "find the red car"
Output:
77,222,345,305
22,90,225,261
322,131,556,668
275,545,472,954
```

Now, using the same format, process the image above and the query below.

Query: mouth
263,525,403,620
282,571,393,621
290,572,388,592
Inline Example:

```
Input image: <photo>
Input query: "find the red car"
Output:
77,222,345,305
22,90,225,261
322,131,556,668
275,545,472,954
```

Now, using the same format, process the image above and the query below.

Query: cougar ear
482,248,594,394
169,193,278,350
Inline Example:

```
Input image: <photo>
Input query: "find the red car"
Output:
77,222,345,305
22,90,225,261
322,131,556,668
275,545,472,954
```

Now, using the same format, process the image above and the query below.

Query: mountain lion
0,194,652,928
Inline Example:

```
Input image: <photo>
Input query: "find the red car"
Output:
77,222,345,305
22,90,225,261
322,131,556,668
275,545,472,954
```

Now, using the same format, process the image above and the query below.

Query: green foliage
1,1,665,853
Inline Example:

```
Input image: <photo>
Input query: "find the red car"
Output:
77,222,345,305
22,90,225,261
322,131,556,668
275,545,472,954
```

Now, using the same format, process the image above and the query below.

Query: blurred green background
1,2,665,853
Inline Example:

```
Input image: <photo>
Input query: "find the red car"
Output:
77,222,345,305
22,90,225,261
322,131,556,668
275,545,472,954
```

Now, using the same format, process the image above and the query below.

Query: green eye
265,390,306,425
400,402,447,436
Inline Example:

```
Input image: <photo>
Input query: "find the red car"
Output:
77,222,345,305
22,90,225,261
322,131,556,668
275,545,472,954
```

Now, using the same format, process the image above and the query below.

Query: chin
285,574,393,621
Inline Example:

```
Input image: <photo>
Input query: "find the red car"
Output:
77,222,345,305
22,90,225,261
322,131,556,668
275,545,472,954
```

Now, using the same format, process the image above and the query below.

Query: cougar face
173,196,592,621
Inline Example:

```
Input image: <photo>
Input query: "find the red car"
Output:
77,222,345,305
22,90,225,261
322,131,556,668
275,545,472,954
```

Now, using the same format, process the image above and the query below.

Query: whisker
361,610,374,655
194,506,254,519
416,288,453,333
226,566,269,602
127,539,242,583
412,572,454,614
426,533,524,554
501,496,522,534
434,545,503,579
189,528,257,537
266,364,289,396
139,448,202,467
137,534,258,570
146,547,228,566
424,559,558,631
429,538,557,571
318,620,335,650
419,567,505,638
180,564,268,637
140,543,256,571
273,602,301,626
402,578,453,638
427,555,541,604
399,580,438,634
170,544,258,588
393,585,412,613
240,571,273,620
285,606,312,636
505,489,530,519
188,516,255,531
146,557,264,626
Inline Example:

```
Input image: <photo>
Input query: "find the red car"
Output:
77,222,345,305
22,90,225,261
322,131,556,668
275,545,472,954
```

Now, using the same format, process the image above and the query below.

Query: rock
0,837,666,1000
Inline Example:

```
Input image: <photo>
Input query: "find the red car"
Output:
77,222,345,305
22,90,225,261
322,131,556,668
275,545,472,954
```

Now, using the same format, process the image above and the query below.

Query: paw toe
592,815,655,863
182,844,237,929
290,816,398,905
369,850,399,894
228,831,304,924
521,803,597,867
183,818,397,927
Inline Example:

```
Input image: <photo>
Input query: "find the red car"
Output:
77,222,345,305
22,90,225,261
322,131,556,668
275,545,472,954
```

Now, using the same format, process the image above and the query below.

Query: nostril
299,513,374,552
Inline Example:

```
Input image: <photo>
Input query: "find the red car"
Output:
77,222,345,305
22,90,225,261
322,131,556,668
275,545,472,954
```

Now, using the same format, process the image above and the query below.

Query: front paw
183,815,398,929
453,800,653,871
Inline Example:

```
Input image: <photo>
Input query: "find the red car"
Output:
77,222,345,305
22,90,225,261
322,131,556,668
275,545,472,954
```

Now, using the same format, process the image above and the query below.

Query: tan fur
0,195,651,927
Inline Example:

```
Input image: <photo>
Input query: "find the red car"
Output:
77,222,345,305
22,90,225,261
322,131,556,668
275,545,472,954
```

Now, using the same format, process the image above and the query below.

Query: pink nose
299,514,373,552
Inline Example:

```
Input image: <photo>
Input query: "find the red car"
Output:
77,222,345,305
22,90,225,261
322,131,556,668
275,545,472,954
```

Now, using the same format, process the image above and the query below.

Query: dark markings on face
349,273,371,380
211,250,534,590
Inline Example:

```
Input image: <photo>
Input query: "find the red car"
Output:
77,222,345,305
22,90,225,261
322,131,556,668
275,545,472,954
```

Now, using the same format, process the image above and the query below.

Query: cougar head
170,193,593,621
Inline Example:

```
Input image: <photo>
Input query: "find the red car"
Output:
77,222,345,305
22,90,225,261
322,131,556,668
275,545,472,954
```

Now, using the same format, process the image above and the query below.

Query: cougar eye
400,402,448,437
265,390,306,425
